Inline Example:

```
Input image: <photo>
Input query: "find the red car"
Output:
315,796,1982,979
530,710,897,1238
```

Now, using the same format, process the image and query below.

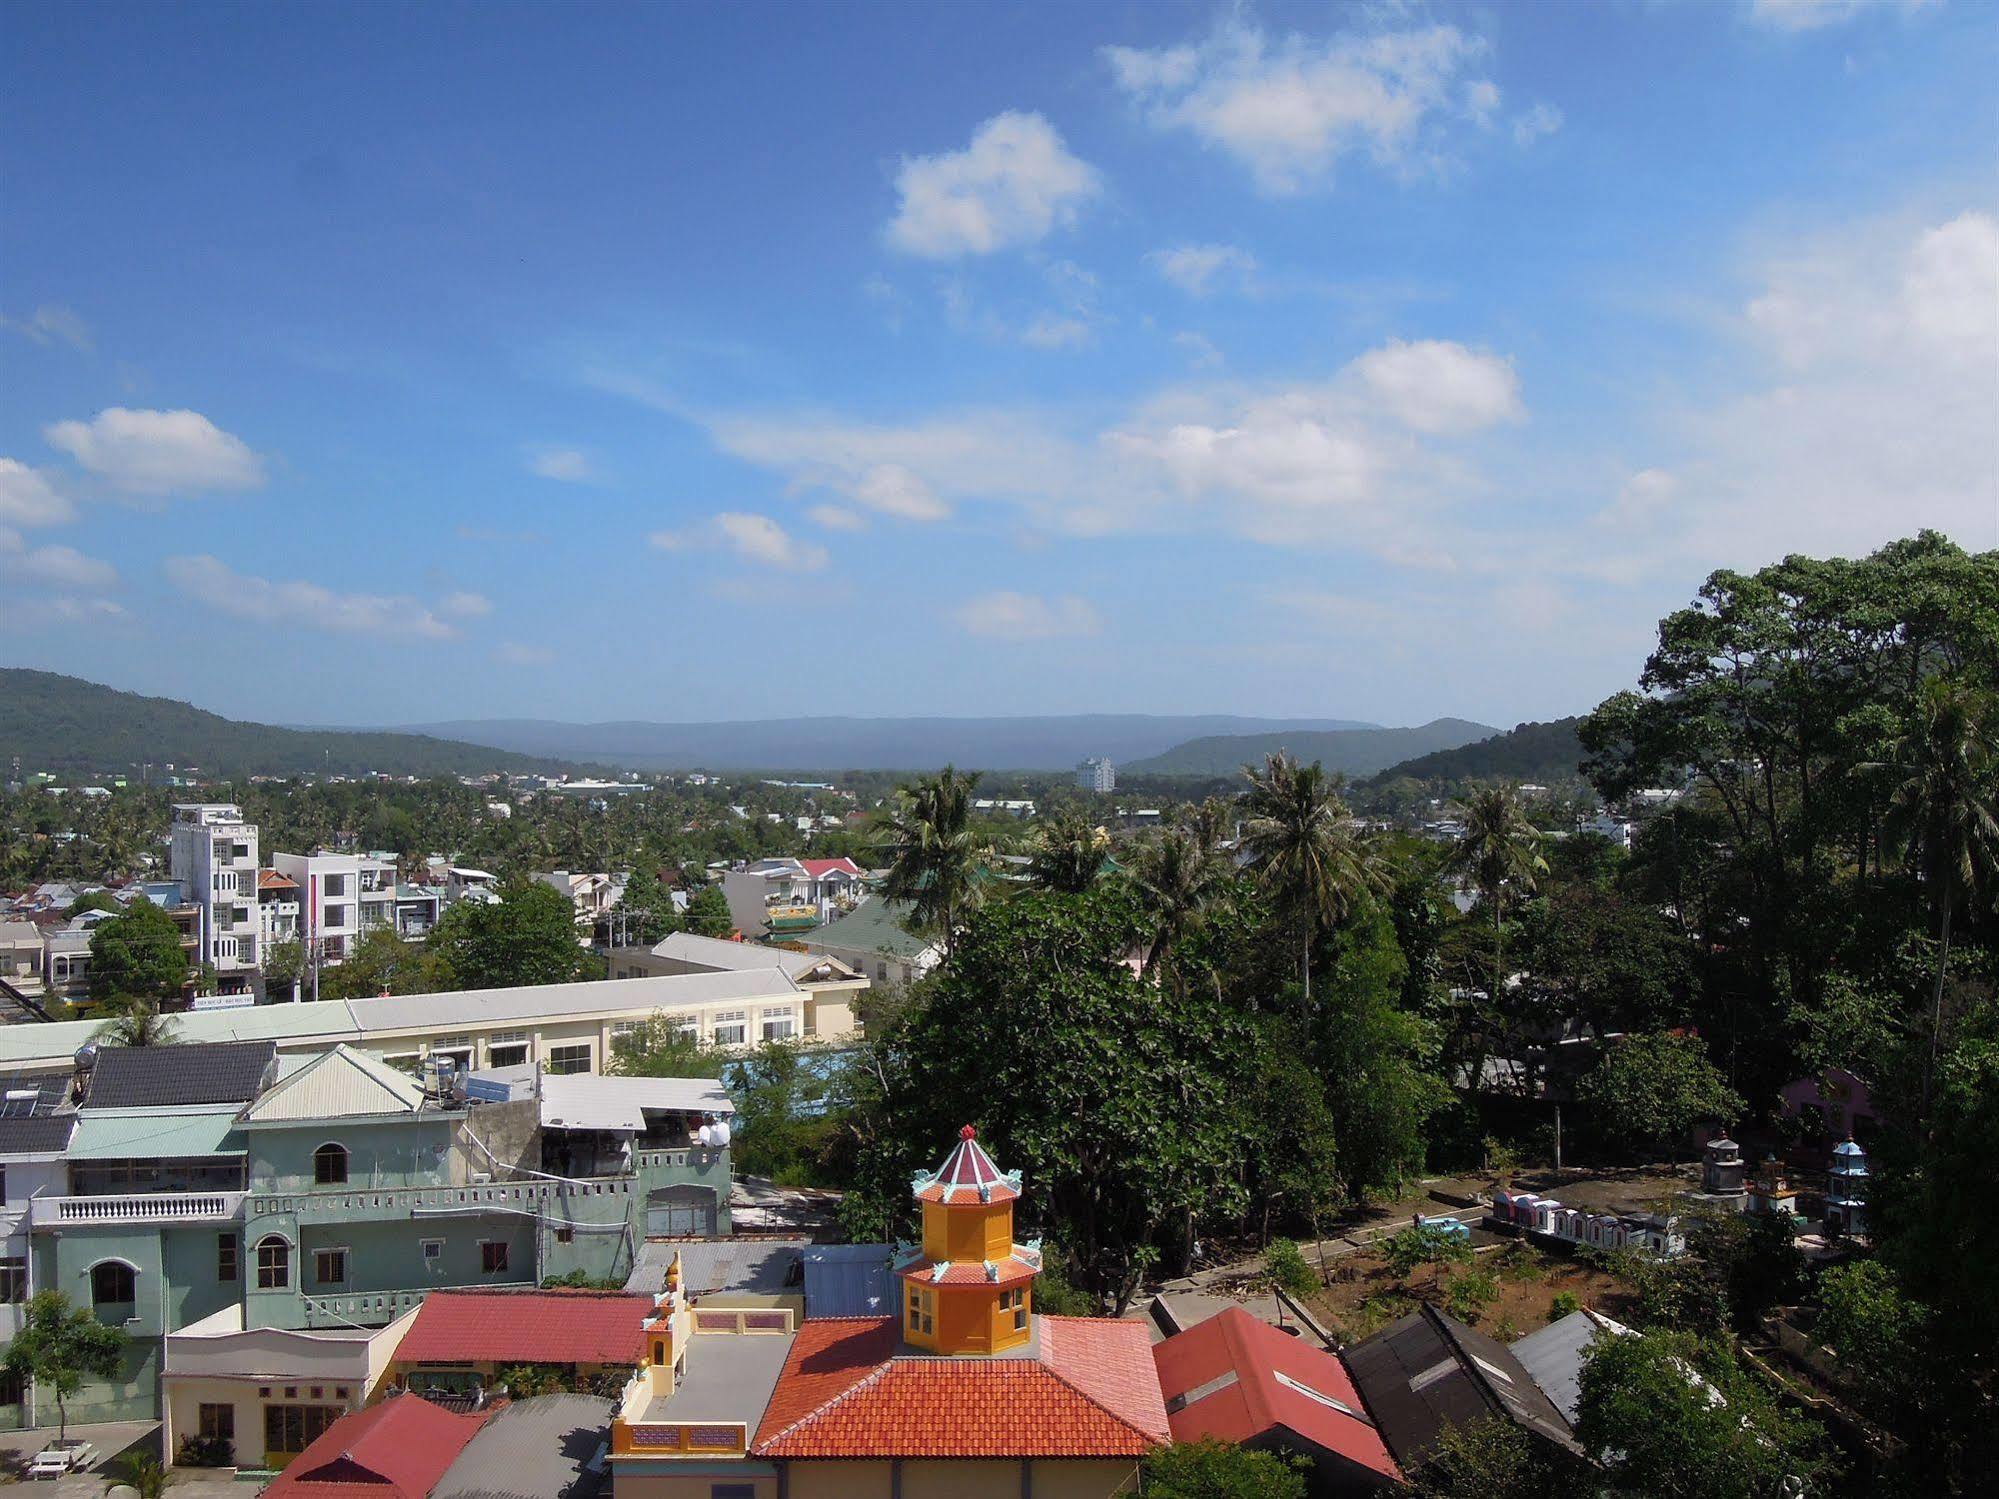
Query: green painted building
7,1040,732,1428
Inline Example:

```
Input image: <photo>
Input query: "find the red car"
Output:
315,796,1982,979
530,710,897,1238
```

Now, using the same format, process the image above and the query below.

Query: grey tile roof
82,1040,277,1108
431,1394,610,1499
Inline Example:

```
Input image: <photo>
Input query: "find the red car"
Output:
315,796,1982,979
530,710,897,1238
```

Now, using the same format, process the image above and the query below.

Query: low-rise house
388,1289,654,1399
1340,1305,1581,1477
799,898,940,988
1153,1306,1400,1495
605,933,862,1046
0,922,45,1001
258,1385,491,1494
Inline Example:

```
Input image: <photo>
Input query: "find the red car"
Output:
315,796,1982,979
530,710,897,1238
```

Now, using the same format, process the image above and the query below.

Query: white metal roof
649,931,854,982
240,1043,428,1124
538,1071,733,1132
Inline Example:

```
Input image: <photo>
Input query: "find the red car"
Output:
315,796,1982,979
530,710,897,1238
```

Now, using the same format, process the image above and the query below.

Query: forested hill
1122,718,1496,778
1365,716,1587,785
0,669,576,779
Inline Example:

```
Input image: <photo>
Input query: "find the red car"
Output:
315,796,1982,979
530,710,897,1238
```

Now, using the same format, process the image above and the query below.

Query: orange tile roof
896,1254,1038,1288
753,1316,1169,1460
393,1289,653,1367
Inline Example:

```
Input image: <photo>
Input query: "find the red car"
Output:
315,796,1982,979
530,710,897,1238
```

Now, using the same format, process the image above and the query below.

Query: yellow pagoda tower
897,1125,1041,1356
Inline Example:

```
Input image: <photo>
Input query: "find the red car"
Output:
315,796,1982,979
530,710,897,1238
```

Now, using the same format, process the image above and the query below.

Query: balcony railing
297,1280,534,1329
249,1177,645,1220
31,1191,245,1227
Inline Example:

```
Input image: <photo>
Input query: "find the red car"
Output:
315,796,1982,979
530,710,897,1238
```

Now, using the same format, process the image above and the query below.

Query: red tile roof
1152,1307,1400,1484
799,858,863,879
261,1393,490,1499
754,1316,1169,1459
393,1290,654,1367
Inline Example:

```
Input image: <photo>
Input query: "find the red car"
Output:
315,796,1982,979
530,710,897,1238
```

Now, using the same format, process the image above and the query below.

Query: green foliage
65,890,122,918
1030,1255,1097,1318
1575,1328,1831,1498
493,1362,571,1397
93,996,179,1048
425,875,593,990
608,1015,726,1080
1414,1415,1555,1499
87,897,187,1004
616,866,682,945
1264,1239,1317,1298
539,1270,625,1290
1369,717,1587,791
1384,1224,1473,1281
1549,1290,1581,1321
262,936,305,991
872,765,998,949
846,883,1253,1314
1576,1032,1741,1160
119,1454,167,1499
1140,1439,1309,1499
174,1433,234,1468
682,883,733,938
2,1290,127,1440
1443,1264,1500,1323
728,1040,842,1184
1026,807,1109,893
319,926,438,1001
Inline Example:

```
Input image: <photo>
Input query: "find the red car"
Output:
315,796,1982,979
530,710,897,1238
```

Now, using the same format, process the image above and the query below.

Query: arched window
313,1142,349,1186
91,1261,136,1308
255,1235,290,1290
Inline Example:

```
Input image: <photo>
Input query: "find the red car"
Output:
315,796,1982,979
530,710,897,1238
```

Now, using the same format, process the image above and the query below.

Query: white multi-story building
1076,757,1116,793
272,850,398,966
168,804,260,993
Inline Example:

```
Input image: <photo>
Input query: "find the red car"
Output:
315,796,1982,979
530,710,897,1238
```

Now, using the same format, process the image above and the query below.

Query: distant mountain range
1363,717,1588,786
398,714,1381,772
0,670,576,779
1121,718,1500,778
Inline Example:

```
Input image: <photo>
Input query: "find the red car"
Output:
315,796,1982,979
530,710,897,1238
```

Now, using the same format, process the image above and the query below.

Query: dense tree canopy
424,876,593,990
86,898,188,1005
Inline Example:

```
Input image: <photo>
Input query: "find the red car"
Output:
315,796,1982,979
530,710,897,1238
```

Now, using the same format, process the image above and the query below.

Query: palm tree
1240,752,1384,1007
1878,678,1999,1114
1028,808,1111,894
1444,785,1549,1075
872,765,995,954
1131,823,1232,990
95,996,179,1047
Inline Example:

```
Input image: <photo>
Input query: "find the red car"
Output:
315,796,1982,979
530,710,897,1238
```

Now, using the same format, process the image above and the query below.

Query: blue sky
3,0,1994,730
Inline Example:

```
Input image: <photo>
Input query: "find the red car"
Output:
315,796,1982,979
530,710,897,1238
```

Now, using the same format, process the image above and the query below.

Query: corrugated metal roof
538,1072,733,1132
1510,1309,1630,1425
68,1106,246,1159
241,1043,427,1124
802,1243,896,1318
0,972,806,1071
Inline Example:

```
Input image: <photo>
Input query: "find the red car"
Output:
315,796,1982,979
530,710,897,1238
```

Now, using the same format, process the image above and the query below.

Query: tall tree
615,866,682,946
682,883,733,938
425,876,591,990
86,898,188,1006
1240,752,1383,1007
1443,785,1547,1074
1576,1032,1741,1162
1875,677,1999,1114
1129,822,1232,988
2,1291,127,1441
1026,808,1110,894
872,765,995,953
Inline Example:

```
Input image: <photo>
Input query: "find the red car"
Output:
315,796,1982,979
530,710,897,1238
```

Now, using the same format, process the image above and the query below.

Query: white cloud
42,596,127,622
807,503,866,531
1173,331,1225,368
528,447,596,483
952,591,1102,640
650,512,830,572
0,458,75,527
44,408,264,495
706,333,1527,555
1104,18,1485,193
1511,102,1563,147
4,541,118,590
494,642,555,667
1597,468,1678,528
1020,313,1095,350
163,555,458,639
1349,339,1522,434
1648,208,1997,566
438,591,493,618
886,112,1102,258
1746,0,1936,32
1147,244,1258,296
1464,79,1501,128
2,304,92,353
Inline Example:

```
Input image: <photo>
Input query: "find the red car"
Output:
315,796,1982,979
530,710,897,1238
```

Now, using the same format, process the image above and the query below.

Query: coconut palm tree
1878,678,1999,1114
1028,808,1111,894
1240,752,1384,1007
1130,823,1233,991
94,996,180,1048
1444,785,1549,1074
872,765,995,954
